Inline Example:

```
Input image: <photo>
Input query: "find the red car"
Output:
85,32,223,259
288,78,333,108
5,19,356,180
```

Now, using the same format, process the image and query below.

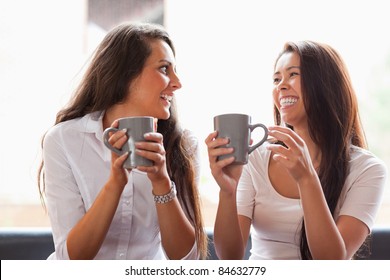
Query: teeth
161,94,173,102
280,97,298,106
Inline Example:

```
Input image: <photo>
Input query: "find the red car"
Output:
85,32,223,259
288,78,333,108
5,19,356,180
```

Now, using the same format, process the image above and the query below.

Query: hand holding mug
103,116,154,169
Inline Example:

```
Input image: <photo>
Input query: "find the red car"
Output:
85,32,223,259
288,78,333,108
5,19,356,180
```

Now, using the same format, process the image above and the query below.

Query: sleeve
182,129,201,185
338,154,388,231
43,129,86,260
236,162,257,220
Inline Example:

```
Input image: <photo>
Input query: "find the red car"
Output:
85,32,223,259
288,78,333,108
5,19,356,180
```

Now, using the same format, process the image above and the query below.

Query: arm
65,122,130,259
298,173,373,259
266,126,386,259
267,126,347,259
205,131,250,259
44,121,130,259
136,132,195,259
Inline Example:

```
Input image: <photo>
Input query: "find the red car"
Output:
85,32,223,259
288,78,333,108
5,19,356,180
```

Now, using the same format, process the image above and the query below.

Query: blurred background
0,0,389,228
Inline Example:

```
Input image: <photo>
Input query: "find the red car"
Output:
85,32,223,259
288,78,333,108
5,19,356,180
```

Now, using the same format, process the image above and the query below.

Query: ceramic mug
103,116,154,169
214,113,268,164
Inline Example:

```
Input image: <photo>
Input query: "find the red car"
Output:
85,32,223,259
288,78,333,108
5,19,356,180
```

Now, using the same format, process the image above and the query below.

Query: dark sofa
1,226,389,260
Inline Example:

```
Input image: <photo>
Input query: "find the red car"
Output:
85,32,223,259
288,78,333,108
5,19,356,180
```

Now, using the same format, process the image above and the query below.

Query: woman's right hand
205,131,244,195
106,120,130,191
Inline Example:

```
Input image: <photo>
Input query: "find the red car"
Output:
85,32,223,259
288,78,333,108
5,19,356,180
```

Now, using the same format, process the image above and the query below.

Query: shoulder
345,146,388,192
43,112,101,147
349,146,388,176
181,129,199,153
44,118,81,143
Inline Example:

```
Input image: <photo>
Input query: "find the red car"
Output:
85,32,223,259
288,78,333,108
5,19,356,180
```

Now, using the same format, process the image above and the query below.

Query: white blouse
43,111,199,259
237,142,387,260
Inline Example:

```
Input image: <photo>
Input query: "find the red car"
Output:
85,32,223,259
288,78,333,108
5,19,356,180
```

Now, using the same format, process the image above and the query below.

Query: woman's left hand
266,126,317,183
135,132,170,184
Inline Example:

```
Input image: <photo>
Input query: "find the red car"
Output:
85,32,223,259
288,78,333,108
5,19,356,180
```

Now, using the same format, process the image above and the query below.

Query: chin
158,111,171,120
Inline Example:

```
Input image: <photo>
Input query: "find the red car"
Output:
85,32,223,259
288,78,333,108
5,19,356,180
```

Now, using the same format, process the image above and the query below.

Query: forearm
298,176,346,259
66,182,123,259
156,199,196,259
214,191,245,260
152,179,195,259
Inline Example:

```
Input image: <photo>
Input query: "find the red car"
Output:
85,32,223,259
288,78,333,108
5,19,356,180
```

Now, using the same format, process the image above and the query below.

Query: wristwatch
153,181,177,204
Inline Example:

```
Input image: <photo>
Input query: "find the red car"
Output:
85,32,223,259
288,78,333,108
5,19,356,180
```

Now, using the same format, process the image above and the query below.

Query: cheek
272,89,279,106
291,79,301,92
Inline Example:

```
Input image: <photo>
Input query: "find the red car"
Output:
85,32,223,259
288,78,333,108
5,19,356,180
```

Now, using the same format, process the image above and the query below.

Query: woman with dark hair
205,41,387,259
38,22,207,260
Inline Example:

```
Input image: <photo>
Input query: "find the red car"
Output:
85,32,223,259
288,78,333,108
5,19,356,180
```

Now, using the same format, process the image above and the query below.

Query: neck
102,103,143,130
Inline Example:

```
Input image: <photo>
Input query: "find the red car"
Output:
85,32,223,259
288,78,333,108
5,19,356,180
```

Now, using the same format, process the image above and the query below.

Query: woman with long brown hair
38,22,207,260
206,41,387,259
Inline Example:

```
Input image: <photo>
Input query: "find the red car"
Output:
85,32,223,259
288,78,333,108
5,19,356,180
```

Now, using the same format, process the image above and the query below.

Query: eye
290,72,299,77
160,65,169,75
273,77,281,84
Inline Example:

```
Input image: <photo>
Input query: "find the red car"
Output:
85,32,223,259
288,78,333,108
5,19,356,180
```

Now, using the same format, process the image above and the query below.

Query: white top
237,143,387,260
43,111,199,260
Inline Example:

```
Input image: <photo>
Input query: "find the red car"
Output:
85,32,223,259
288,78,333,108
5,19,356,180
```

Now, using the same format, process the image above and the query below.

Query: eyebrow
273,65,300,75
158,59,172,65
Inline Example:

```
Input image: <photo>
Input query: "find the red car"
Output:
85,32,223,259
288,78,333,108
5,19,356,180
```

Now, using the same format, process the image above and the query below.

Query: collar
79,111,105,141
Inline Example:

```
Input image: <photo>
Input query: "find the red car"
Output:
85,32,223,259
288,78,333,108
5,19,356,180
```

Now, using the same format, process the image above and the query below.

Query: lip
160,93,173,101
279,95,298,109
160,95,172,108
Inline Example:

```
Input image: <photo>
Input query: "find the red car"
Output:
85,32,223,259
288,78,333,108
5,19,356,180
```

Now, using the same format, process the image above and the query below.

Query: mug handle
248,124,268,154
103,127,126,155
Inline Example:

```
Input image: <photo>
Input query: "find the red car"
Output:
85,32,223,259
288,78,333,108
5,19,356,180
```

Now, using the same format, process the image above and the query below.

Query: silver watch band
153,181,177,204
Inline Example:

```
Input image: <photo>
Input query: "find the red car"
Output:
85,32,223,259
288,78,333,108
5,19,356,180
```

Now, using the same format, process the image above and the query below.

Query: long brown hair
38,22,207,258
274,41,367,259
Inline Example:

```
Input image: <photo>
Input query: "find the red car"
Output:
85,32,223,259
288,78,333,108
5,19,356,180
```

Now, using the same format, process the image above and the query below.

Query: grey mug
103,116,154,169
214,113,268,164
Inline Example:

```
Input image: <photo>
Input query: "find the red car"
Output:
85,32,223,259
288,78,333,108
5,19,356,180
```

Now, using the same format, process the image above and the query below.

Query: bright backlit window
0,0,388,227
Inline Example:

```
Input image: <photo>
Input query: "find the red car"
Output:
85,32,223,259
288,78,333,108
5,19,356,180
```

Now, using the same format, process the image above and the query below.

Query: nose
170,71,182,90
276,78,289,92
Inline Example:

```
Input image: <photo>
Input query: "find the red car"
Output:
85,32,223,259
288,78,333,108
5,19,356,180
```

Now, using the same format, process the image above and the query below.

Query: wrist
151,178,172,195
219,188,236,200
153,180,177,204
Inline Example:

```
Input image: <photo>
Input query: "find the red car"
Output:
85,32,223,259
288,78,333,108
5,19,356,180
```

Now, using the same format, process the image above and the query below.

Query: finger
109,129,128,149
267,129,298,150
205,131,218,144
208,146,234,160
135,141,165,155
212,155,235,169
111,119,119,128
136,148,164,165
268,126,304,146
266,143,289,153
113,151,129,169
271,153,290,167
143,132,163,143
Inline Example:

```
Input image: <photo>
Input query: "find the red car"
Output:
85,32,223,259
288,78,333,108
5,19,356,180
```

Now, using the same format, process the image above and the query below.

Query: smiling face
125,39,182,120
272,51,307,129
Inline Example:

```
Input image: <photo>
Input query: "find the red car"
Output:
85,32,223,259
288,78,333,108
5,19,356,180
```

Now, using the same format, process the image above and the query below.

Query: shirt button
125,200,130,205
119,253,125,258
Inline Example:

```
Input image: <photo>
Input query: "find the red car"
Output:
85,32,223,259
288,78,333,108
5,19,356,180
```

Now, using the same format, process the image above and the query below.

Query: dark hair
38,22,207,258
274,41,367,259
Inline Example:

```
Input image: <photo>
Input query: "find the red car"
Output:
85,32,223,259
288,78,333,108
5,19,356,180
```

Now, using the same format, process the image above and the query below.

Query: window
0,0,388,228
